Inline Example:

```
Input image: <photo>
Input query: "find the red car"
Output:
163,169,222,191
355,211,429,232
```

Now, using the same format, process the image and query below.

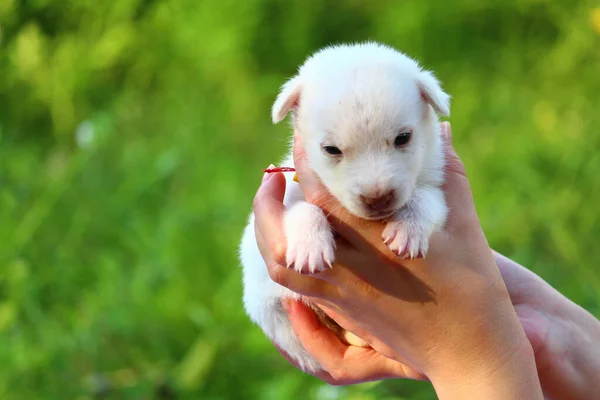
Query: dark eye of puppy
322,145,342,155
394,132,411,147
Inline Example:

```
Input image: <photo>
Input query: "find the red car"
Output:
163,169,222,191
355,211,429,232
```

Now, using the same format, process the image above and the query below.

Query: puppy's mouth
362,208,398,221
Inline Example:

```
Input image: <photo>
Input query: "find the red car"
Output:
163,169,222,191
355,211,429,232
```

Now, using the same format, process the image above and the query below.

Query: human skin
491,252,600,399
271,252,600,400
252,122,545,399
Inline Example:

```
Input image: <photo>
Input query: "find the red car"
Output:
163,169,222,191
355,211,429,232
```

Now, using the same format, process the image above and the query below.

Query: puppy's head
272,43,450,220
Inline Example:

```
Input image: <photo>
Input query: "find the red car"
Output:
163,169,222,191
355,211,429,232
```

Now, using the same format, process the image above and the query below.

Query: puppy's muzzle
360,191,395,212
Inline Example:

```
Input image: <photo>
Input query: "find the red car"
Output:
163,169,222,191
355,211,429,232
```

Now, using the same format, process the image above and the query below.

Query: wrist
431,340,543,400
420,280,544,399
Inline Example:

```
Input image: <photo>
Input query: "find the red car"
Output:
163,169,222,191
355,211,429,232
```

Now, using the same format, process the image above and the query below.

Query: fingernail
262,164,275,183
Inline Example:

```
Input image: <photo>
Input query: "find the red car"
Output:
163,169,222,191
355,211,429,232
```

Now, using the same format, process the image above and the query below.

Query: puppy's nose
360,191,394,211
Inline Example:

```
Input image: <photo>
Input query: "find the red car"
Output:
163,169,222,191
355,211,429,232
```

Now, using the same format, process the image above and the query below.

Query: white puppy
240,42,450,372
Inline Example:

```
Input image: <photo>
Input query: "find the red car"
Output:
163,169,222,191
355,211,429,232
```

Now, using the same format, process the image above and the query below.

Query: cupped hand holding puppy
253,122,544,399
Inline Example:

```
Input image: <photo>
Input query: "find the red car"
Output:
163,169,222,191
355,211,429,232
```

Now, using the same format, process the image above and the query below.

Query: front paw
286,232,335,274
284,202,336,274
382,220,430,259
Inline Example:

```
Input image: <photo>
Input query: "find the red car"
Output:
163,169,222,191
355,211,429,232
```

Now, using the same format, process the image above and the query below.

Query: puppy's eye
323,146,342,155
394,132,411,147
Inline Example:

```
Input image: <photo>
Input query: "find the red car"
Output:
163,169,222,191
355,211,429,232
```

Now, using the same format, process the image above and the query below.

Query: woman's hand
255,166,424,385
272,299,427,385
275,249,600,398
493,252,600,399
253,122,543,399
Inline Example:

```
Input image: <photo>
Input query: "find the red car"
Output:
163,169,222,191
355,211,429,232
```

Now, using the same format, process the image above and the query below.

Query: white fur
240,42,450,372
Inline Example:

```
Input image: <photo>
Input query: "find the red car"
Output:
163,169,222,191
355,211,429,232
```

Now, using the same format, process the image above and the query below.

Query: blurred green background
1,0,599,399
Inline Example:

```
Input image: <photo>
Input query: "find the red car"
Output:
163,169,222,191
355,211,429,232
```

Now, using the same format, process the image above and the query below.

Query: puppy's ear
272,76,302,124
417,71,450,117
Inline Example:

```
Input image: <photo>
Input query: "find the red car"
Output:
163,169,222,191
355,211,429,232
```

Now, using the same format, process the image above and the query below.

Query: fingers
283,299,416,383
253,169,288,263
284,299,350,367
315,303,427,381
439,122,480,233
272,342,341,383
253,170,336,298
291,135,334,210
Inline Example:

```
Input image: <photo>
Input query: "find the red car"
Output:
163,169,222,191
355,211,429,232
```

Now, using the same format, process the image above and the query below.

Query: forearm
493,251,600,399
538,300,600,400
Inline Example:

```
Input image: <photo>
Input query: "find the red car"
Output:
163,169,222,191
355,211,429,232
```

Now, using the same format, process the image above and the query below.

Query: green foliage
1,0,599,398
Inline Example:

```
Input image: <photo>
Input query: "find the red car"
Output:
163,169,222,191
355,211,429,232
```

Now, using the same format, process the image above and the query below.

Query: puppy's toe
383,221,429,259
286,236,335,275
284,202,335,274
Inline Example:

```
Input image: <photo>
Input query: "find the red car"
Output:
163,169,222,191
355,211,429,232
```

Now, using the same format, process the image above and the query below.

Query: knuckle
328,368,348,383
444,154,467,179
267,261,289,287
271,243,287,267
315,373,339,386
